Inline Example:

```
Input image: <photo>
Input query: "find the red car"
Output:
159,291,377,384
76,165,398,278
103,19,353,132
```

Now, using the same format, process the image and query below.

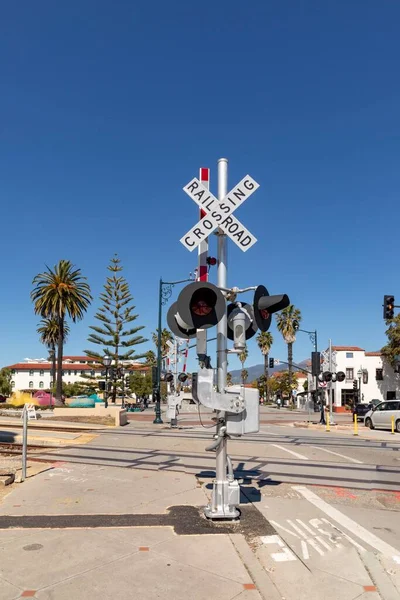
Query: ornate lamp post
154,274,195,424
119,366,126,408
293,322,320,419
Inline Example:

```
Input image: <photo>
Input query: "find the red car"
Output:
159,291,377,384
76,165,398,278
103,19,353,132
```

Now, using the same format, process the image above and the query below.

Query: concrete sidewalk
0,462,268,600
0,458,398,599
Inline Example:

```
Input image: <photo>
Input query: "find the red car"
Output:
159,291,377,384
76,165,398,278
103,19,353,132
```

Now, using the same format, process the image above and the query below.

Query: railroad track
0,442,61,458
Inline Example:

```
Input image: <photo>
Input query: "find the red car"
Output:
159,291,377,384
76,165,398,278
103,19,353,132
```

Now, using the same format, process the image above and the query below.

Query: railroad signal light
383,295,395,320
322,371,332,382
206,256,217,266
227,302,257,349
167,281,226,339
253,286,290,332
178,372,188,383
336,371,345,382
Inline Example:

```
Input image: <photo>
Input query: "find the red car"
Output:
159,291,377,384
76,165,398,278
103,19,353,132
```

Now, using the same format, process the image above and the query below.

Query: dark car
353,403,372,421
0,394,6,403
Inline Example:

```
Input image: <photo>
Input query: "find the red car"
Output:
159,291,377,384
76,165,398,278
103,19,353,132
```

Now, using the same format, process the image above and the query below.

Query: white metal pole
215,158,228,501
21,405,28,482
217,158,228,394
329,338,334,425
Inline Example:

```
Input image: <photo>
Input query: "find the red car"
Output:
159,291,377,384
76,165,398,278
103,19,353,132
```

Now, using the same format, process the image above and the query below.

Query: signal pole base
204,480,241,520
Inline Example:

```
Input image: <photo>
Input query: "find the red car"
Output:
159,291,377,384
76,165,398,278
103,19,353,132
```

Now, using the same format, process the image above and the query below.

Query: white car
364,400,400,433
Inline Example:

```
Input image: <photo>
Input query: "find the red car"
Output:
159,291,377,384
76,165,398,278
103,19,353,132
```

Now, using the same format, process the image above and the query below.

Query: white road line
269,520,300,538
287,519,307,539
310,446,363,464
296,519,315,536
294,486,400,561
301,540,310,560
315,535,332,551
271,444,309,460
307,538,325,556
321,518,365,553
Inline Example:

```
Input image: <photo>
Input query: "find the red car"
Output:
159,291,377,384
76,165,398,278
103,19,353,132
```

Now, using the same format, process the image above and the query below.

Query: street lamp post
119,366,126,408
293,323,321,421
103,355,112,409
154,275,194,425
48,348,56,407
357,368,363,404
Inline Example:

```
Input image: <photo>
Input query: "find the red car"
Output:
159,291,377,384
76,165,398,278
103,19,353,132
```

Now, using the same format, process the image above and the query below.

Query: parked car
353,399,383,421
0,394,6,403
364,400,400,433
353,403,371,421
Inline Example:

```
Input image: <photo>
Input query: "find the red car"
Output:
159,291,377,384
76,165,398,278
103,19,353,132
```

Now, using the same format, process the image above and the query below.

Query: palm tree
145,350,157,367
152,328,173,368
276,305,302,404
241,368,248,384
256,331,273,402
226,372,232,386
31,260,92,404
37,318,70,391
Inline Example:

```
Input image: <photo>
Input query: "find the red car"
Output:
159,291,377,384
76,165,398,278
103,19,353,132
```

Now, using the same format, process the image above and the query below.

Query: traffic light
99,381,106,391
253,286,290,332
353,380,357,391
227,302,257,349
269,358,275,369
311,352,321,377
167,282,226,339
383,295,395,320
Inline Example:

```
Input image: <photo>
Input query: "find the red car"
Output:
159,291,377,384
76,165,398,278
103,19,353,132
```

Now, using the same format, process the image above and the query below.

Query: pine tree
84,255,147,402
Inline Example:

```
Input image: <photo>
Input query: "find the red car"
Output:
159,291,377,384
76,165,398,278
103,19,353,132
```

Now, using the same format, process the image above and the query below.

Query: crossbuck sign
180,175,260,252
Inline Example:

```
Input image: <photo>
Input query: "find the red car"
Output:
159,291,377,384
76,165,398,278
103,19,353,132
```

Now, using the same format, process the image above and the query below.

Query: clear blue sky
1,1,399,372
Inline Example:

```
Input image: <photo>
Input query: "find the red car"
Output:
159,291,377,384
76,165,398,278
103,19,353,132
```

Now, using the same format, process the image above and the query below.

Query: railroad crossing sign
180,175,260,252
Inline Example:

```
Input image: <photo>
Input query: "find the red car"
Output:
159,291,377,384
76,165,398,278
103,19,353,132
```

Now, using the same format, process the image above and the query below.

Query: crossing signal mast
167,158,290,520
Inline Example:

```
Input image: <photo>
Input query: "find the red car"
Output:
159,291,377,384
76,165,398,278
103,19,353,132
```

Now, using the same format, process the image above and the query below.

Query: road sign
274,359,280,365
180,175,259,252
26,404,37,420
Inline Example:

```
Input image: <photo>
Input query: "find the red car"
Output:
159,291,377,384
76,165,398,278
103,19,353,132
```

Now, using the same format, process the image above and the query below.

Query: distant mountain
229,359,310,384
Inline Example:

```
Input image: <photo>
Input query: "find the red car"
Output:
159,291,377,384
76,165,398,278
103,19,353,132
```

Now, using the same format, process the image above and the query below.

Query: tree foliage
84,255,147,402
145,350,157,366
241,368,248,384
256,331,273,401
152,328,173,357
276,305,301,403
129,372,152,398
381,315,400,368
275,306,302,344
269,371,298,398
0,368,12,396
31,260,92,403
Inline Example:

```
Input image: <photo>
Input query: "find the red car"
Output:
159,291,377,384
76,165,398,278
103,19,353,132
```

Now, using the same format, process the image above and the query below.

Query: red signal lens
260,309,270,320
191,300,213,316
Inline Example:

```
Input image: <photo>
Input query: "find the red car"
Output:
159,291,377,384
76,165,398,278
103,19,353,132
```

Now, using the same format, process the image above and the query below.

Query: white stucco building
308,346,400,411
5,356,149,392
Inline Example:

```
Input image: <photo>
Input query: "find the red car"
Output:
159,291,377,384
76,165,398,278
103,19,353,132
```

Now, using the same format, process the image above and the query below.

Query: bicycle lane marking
293,485,400,562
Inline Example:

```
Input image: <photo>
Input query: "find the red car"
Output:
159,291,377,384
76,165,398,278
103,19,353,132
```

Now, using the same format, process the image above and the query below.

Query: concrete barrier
53,405,128,426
